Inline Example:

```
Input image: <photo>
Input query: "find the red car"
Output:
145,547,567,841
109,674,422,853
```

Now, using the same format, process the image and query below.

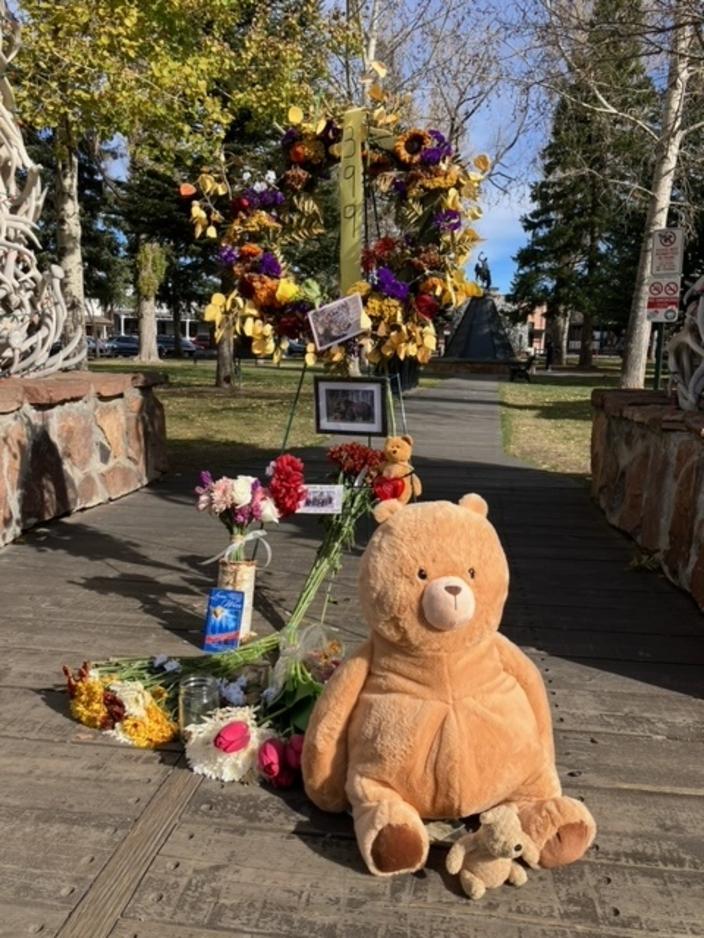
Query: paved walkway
1,377,704,938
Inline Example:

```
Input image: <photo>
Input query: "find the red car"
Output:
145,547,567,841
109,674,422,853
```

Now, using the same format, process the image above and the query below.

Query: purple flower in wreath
420,147,445,166
433,209,462,233
375,266,410,301
392,178,407,199
430,129,453,156
218,245,239,267
259,188,286,210
282,127,301,147
258,252,283,278
243,187,262,209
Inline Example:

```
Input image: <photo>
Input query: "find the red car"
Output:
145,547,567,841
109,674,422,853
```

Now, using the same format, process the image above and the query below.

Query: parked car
284,340,306,358
86,337,111,357
191,335,212,351
110,335,139,357
156,335,198,359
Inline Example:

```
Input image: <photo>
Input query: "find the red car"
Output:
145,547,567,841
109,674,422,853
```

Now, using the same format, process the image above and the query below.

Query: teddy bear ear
459,493,489,518
373,499,403,524
401,434,414,446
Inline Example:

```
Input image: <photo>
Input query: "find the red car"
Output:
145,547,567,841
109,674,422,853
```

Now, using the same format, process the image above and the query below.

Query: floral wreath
184,93,490,370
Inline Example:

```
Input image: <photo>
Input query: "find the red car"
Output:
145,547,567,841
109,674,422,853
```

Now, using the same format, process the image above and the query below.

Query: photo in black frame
314,376,388,436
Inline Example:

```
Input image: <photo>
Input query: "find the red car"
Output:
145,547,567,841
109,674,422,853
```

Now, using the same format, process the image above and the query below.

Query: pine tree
512,0,655,366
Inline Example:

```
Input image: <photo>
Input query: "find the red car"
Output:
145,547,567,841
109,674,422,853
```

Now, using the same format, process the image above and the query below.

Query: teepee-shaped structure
444,294,514,361
0,7,83,377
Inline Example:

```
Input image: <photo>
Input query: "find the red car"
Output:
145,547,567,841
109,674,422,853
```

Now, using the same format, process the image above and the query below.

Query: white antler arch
0,8,84,377
668,274,704,411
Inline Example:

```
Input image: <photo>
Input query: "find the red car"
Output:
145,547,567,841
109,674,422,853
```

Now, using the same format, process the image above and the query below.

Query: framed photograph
298,484,344,515
314,377,387,436
308,293,365,352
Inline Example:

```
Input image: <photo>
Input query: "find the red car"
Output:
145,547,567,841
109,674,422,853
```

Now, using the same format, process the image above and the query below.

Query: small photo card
298,484,344,514
308,293,365,352
203,588,244,653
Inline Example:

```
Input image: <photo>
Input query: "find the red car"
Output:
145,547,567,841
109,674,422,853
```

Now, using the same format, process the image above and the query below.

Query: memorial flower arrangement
195,455,307,561
184,93,490,372
285,442,387,631
62,622,342,786
63,663,178,748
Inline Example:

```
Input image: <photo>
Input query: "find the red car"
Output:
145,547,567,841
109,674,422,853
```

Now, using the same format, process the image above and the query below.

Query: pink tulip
285,734,305,770
214,721,251,754
258,738,295,788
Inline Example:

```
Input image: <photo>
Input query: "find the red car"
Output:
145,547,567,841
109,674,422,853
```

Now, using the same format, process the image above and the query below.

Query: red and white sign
651,228,684,276
646,276,681,323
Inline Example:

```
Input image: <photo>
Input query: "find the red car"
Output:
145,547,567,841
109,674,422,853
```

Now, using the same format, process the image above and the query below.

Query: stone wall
0,372,167,547
591,388,704,610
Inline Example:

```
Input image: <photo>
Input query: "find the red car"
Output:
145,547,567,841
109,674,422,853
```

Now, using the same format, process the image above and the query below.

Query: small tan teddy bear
380,435,422,504
446,804,540,900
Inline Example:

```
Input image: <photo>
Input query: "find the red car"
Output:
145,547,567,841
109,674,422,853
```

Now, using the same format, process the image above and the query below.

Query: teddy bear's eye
417,568,428,580
468,567,476,579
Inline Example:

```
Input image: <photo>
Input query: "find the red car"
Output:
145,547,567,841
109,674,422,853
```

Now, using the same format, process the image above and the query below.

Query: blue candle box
203,588,244,653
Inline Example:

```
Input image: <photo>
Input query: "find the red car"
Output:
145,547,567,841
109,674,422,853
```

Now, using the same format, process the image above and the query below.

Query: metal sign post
647,229,684,391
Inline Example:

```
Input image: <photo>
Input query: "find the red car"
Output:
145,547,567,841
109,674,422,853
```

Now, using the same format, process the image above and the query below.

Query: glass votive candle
178,675,219,738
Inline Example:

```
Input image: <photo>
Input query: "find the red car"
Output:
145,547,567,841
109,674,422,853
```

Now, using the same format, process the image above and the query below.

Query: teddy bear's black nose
514,843,522,852
445,585,462,597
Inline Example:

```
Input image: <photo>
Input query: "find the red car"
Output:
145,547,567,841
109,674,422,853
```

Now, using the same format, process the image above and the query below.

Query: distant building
84,300,206,340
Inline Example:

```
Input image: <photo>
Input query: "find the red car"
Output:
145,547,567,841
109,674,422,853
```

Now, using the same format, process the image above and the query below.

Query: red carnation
373,476,405,501
268,454,306,517
328,443,385,480
415,293,440,320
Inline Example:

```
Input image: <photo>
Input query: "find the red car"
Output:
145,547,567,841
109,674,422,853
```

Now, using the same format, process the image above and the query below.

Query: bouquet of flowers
184,706,307,788
286,443,387,631
195,454,307,562
63,663,178,748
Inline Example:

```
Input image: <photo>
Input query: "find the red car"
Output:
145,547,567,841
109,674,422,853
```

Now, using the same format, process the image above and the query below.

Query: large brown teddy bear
302,495,596,877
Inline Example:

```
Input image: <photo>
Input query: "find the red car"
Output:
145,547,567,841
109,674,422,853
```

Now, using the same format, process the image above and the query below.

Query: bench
509,358,536,382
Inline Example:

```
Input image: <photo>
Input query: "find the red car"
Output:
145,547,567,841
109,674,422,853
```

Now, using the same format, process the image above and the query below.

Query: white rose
253,181,267,193
265,170,277,185
259,497,280,524
231,475,256,507
242,171,252,182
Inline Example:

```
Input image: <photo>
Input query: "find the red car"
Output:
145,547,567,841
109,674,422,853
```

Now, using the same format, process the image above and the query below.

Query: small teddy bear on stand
378,435,422,505
446,804,540,900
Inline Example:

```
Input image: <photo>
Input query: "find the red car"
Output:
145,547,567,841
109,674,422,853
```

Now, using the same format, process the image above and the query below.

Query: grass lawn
499,357,662,477
92,359,326,472
92,358,435,473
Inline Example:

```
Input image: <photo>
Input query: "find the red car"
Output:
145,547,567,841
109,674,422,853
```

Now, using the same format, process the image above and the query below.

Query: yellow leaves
276,279,299,304
191,200,209,238
251,320,274,356
197,173,218,195
360,310,372,332
305,343,317,367
327,345,346,364
288,105,304,125
370,60,388,78
473,153,492,174
205,225,218,239
368,84,386,103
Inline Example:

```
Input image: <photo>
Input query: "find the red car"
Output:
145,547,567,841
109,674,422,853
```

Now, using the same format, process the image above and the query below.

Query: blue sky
467,95,542,295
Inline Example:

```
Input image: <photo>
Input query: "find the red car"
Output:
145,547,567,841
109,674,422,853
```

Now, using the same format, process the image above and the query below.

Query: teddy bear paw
371,823,427,874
